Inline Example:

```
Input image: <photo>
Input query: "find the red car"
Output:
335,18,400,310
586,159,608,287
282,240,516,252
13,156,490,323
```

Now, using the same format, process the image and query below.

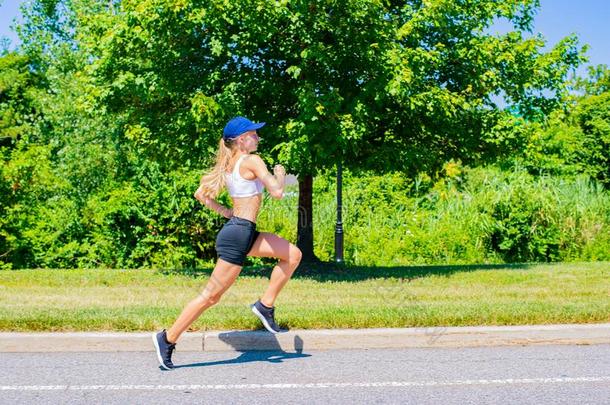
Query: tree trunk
296,175,319,262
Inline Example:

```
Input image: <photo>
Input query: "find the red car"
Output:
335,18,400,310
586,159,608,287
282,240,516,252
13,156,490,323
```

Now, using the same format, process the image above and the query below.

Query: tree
18,0,585,263
576,64,610,96
0,52,47,268
572,65,610,186
0,52,42,148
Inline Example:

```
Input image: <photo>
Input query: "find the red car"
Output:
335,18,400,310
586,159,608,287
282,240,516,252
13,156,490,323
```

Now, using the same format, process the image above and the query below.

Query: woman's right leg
166,258,242,343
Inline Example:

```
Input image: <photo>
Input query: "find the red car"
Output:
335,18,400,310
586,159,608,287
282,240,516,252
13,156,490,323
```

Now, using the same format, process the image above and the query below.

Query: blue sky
1,0,609,77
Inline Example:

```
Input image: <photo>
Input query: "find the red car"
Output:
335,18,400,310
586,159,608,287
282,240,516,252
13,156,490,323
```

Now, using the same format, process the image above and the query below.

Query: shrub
258,165,610,266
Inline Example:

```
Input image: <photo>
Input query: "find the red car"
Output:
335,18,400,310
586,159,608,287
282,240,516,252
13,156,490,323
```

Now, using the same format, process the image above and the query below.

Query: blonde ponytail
199,138,235,198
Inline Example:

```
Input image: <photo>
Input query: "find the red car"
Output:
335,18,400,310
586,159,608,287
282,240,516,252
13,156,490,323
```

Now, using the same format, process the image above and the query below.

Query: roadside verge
1,323,608,352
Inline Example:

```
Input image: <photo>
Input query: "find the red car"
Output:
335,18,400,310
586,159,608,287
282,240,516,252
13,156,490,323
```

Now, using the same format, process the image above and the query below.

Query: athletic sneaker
251,300,282,334
152,329,175,370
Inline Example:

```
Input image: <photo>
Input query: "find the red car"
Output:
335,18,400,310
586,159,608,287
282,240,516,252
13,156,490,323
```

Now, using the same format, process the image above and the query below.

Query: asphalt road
1,344,609,404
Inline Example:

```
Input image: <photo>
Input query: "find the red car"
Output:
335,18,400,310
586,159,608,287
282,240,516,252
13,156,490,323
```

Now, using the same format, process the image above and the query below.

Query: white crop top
225,155,264,198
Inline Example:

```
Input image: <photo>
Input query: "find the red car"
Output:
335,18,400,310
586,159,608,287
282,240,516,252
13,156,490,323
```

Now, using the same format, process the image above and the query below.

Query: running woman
153,117,302,370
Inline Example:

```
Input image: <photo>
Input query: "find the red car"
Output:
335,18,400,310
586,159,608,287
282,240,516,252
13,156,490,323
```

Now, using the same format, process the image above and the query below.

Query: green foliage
0,52,42,147
18,0,584,177
571,91,610,186
16,0,78,71
0,0,601,269
576,64,610,96
472,167,564,262
0,142,68,268
113,166,224,269
0,162,227,269
2,151,609,268
259,165,610,266
515,65,610,186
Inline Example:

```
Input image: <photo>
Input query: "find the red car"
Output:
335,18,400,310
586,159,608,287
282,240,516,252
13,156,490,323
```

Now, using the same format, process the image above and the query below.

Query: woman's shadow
174,332,311,369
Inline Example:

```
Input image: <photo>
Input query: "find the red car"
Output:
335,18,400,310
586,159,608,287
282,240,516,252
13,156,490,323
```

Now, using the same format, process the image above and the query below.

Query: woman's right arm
194,187,233,218
247,155,286,199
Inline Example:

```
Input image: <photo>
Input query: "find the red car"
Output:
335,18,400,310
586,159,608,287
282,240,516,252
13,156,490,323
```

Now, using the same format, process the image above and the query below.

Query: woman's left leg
247,232,302,307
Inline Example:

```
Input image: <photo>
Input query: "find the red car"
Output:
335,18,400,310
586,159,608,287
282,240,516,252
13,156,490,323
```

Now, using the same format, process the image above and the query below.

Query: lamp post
334,160,344,263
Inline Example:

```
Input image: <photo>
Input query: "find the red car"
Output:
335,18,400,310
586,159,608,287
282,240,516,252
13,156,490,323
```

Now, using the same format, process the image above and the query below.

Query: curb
1,324,609,353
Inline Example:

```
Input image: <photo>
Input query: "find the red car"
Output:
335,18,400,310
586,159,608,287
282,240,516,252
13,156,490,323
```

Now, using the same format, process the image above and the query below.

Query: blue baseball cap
223,116,266,139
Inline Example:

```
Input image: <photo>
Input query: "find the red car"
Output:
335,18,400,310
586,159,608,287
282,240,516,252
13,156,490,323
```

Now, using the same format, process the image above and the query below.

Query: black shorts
215,216,260,266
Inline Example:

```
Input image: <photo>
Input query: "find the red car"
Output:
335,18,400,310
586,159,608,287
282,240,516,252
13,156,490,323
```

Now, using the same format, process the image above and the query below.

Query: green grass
1,261,608,332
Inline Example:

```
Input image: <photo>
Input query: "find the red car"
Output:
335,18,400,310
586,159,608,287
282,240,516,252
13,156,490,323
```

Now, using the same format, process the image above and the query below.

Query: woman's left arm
194,187,233,218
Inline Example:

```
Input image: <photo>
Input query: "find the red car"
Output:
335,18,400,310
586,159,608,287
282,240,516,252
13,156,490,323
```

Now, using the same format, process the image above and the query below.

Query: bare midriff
231,193,262,223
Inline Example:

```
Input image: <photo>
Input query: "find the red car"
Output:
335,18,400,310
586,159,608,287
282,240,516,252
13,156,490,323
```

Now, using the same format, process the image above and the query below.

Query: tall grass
257,165,610,266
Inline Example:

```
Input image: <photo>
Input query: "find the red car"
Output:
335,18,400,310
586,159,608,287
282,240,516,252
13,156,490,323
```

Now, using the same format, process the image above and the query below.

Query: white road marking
1,376,609,391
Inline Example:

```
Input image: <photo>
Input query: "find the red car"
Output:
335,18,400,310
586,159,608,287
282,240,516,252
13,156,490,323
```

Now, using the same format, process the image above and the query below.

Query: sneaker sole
152,333,173,370
251,305,280,334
